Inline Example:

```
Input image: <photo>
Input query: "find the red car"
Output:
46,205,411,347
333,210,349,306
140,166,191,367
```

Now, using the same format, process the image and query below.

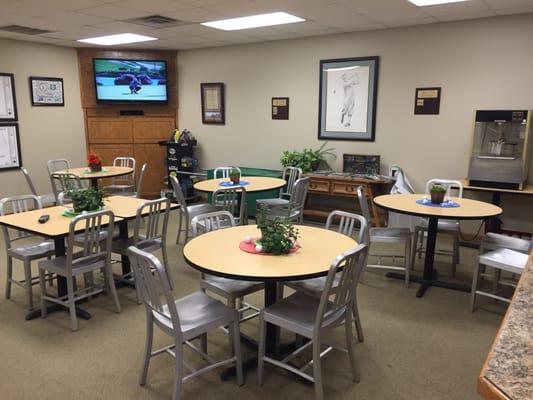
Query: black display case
158,140,198,201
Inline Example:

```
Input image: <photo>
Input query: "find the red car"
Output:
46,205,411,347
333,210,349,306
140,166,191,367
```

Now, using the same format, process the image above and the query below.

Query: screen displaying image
93,58,168,103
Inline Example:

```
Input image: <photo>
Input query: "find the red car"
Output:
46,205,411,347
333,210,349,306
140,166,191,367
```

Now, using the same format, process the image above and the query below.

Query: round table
183,224,357,358
55,166,134,188
194,176,286,193
373,194,502,298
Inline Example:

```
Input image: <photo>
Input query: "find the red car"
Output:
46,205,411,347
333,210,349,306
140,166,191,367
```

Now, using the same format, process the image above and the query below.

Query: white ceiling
0,0,532,50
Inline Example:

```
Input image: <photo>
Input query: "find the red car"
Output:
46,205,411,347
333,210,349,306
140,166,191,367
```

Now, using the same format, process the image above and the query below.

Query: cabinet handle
346,186,354,192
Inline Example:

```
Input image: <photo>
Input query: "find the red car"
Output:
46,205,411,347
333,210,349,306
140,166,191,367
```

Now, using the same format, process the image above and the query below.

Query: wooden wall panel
87,118,133,143
133,117,175,143
88,144,135,187
134,144,167,197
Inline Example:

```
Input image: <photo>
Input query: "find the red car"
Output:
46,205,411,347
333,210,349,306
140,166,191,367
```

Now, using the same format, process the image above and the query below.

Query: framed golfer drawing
318,56,379,141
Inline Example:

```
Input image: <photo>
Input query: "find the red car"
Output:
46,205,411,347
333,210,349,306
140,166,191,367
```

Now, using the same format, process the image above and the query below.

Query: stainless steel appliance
468,110,532,190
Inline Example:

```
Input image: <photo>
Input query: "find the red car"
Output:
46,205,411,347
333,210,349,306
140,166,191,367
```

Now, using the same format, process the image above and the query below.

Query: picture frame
0,72,18,122
0,123,22,170
201,82,225,124
318,56,379,141
29,76,64,106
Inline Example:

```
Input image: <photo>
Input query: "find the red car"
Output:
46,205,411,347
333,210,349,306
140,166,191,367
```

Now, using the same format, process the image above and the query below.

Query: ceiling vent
127,15,187,28
0,24,53,35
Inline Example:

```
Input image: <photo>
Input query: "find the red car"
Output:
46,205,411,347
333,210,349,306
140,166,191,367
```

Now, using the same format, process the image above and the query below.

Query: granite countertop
480,253,533,399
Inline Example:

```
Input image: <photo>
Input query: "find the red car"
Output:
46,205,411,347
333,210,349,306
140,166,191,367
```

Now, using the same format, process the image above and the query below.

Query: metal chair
123,163,147,198
256,166,302,207
103,157,136,195
112,197,173,300
214,166,241,179
52,172,84,204
413,179,463,276
191,211,264,327
0,195,55,312
358,185,413,287
38,209,121,331
170,175,217,245
263,176,309,224
127,246,243,400
282,210,368,342
21,167,56,207
258,244,368,400
47,158,71,201
211,186,247,225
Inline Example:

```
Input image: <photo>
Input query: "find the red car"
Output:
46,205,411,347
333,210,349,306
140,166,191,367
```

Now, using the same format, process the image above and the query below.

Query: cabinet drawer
331,181,358,196
308,179,330,193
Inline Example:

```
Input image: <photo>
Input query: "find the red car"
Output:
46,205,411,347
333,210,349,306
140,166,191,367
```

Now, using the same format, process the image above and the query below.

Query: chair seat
38,254,107,276
265,208,300,221
112,236,162,255
256,198,290,207
8,240,55,260
201,275,264,298
38,193,56,207
482,233,531,253
73,230,113,246
153,291,237,341
478,248,528,274
187,203,218,218
416,218,459,232
285,274,341,298
370,227,411,242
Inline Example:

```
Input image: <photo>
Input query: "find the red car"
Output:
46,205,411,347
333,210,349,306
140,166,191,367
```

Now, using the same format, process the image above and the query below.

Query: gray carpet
0,213,505,400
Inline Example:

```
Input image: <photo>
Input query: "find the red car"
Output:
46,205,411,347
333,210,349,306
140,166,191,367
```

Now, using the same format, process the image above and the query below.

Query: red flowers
88,152,102,166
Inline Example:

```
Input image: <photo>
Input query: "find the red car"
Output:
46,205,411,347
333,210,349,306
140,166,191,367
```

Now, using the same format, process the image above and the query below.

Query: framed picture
0,72,18,121
318,56,379,141
201,82,225,124
0,123,22,170
29,76,64,106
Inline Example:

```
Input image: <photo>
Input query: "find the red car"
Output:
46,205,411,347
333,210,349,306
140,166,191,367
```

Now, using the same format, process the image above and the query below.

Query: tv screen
93,58,168,104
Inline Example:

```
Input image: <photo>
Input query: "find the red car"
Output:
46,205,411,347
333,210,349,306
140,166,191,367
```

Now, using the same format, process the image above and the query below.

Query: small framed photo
318,56,379,141
29,76,64,106
0,72,18,121
0,123,22,170
201,82,225,124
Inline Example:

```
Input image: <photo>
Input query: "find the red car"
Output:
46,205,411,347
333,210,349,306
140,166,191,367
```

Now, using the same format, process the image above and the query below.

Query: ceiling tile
40,26,105,40
364,7,433,23
87,21,159,35
384,16,438,28
484,0,533,10
339,0,417,14
163,7,228,23
315,13,377,29
77,4,150,19
436,9,496,21
495,5,533,15
276,21,332,33
422,0,490,17
113,0,193,14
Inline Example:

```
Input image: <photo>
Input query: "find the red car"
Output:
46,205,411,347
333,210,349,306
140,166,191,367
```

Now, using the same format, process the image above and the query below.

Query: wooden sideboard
304,173,393,226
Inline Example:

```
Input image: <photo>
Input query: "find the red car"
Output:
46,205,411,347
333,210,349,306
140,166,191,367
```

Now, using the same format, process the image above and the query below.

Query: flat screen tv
93,58,168,104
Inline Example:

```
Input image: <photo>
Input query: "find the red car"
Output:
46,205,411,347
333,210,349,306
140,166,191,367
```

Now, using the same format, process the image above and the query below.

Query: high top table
55,166,134,189
373,194,502,298
194,176,286,193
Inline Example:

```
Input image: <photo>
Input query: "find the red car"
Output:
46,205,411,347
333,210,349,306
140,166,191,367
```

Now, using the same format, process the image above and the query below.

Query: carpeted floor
0,213,505,400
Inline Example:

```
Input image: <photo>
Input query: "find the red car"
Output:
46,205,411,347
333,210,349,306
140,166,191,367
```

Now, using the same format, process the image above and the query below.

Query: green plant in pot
229,167,241,184
280,142,336,173
430,184,447,204
256,204,299,254
66,187,105,214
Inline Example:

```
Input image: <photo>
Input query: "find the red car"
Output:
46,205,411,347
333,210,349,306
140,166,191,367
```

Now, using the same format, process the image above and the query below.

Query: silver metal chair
214,166,241,179
282,210,368,342
38,209,121,331
124,163,147,198
47,158,71,201
0,195,55,312
21,167,56,207
358,185,413,287
263,176,309,224
52,172,84,204
103,157,136,195
191,211,264,326
256,166,302,207
258,244,368,400
112,197,173,299
413,179,463,276
211,186,247,225
170,175,217,245
127,246,243,400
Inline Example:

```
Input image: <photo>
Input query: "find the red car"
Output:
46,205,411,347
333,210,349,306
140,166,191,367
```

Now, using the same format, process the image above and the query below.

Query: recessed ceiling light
409,0,469,5
77,33,157,46
201,12,305,31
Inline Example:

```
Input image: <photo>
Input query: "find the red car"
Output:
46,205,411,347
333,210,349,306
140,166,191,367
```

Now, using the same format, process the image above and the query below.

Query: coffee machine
467,110,532,190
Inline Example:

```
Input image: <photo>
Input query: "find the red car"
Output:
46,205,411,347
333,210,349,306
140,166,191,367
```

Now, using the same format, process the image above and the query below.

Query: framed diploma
30,76,65,106
0,73,18,122
414,87,441,115
201,82,225,124
272,97,289,120
0,123,22,170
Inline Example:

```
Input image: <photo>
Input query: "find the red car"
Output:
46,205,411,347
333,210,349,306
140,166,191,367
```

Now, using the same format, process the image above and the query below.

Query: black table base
26,304,92,321
386,271,471,298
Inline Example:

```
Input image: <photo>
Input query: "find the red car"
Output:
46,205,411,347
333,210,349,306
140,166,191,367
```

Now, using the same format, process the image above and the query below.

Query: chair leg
140,313,154,386
23,259,33,312
172,344,183,400
5,256,13,299
39,268,47,318
231,317,244,386
404,237,411,288
257,314,266,386
345,312,360,383
411,229,419,269
176,214,182,245
470,262,482,312
493,269,501,293
67,277,78,331
106,264,122,313
312,338,325,400
452,232,459,277
352,299,364,343
200,333,208,355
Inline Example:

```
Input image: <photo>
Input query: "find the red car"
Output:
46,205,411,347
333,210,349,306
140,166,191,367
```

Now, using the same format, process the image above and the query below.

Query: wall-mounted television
93,58,168,104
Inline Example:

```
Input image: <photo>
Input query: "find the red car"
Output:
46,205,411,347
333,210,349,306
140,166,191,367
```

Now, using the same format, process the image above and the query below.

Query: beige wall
177,14,533,233
0,38,85,199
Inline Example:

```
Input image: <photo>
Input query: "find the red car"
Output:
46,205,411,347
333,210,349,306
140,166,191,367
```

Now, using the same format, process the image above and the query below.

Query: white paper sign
0,125,21,169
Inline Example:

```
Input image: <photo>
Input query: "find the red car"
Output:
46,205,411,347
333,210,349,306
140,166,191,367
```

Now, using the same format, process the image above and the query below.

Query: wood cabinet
133,118,175,143
134,144,167,197
87,118,132,143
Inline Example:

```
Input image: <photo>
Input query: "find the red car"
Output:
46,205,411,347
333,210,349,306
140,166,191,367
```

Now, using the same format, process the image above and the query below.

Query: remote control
38,214,50,224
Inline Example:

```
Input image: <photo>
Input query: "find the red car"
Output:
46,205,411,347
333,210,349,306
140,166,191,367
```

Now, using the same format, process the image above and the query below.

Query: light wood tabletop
103,195,179,219
373,194,503,220
194,176,286,193
54,166,133,180
183,224,357,281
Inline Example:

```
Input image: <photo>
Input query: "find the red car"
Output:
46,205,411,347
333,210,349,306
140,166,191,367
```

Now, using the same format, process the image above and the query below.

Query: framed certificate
0,73,18,122
30,76,64,106
201,82,225,124
0,123,22,170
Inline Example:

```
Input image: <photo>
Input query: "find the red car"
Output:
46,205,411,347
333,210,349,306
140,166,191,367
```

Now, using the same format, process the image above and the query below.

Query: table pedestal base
25,304,92,321
386,271,471,297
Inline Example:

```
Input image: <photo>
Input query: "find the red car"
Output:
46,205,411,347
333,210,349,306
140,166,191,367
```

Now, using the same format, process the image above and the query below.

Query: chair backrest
191,210,235,236
169,175,187,214
112,157,136,185
132,197,170,247
47,158,70,175
127,246,183,339
325,210,368,245
424,179,463,198
356,185,373,224
66,209,114,278
289,176,310,212
0,195,42,245
52,172,83,203
211,187,246,223
280,167,303,200
214,166,241,179
135,163,147,198
20,168,38,196
315,244,368,335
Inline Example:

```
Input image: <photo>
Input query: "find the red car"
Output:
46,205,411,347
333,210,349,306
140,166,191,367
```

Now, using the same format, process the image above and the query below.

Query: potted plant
255,204,299,254
280,142,336,173
430,184,447,204
66,187,105,214
229,167,241,184
88,152,102,172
